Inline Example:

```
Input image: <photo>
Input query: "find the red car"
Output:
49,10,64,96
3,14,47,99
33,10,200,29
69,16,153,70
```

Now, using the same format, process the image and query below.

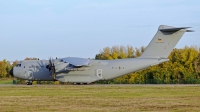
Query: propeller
47,58,56,80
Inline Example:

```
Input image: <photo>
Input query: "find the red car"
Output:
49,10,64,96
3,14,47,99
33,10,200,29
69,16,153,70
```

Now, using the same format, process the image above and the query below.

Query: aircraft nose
9,68,14,77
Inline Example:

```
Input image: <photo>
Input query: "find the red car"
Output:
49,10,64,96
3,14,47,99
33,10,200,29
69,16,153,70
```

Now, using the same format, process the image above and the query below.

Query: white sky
0,0,200,61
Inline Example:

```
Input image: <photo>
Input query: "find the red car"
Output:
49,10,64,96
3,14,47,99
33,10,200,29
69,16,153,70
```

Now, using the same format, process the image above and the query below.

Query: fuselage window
16,64,21,67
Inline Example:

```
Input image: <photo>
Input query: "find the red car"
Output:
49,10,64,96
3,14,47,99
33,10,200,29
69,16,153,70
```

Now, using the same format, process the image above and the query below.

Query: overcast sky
1,0,200,61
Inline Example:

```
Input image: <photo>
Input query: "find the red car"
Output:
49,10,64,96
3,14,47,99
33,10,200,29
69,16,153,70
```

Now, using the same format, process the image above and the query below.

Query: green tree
111,46,119,59
119,46,127,59
0,61,7,78
134,47,142,58
126,45,134,58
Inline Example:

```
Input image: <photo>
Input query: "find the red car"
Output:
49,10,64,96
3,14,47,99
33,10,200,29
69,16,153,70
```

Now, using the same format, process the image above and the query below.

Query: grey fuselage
11,58,168,83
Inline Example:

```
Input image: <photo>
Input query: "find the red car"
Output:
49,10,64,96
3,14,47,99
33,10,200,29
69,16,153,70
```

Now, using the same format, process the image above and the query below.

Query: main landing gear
73,83,93,85
26,80,33,85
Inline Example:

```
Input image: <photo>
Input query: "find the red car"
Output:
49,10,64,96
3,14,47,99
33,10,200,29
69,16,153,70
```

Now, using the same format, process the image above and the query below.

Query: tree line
0,46,200,84
95,45,200,84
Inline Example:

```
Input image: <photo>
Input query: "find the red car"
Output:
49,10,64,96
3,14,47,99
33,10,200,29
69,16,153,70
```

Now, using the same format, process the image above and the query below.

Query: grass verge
0,78,13,84
0,85,200,112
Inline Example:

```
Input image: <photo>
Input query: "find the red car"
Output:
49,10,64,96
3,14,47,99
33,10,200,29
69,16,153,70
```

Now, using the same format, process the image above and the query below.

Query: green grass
0,79,13,84
0,85,200,112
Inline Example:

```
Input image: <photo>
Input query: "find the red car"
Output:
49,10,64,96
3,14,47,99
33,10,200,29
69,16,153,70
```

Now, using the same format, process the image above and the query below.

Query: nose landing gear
26,80,33,85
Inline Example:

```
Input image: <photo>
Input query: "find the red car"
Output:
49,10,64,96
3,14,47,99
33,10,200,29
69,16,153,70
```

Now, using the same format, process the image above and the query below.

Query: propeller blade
48,57,56,80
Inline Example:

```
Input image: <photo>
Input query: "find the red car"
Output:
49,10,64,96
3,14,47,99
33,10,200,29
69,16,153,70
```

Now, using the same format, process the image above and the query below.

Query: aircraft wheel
26,82,32,85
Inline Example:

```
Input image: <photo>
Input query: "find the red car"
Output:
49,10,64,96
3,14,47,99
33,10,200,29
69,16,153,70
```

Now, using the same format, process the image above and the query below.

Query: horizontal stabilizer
186,30,194,32
159,26,192,32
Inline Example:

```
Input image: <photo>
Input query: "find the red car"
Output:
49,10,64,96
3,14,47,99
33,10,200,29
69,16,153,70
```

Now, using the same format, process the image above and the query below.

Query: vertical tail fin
139,25,193,58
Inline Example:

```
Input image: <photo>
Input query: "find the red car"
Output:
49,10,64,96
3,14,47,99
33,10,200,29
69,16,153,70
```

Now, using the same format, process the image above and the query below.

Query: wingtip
186,30,194,32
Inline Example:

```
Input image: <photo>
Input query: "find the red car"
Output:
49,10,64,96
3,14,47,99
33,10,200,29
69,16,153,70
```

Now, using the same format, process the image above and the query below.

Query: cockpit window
16,64,21,67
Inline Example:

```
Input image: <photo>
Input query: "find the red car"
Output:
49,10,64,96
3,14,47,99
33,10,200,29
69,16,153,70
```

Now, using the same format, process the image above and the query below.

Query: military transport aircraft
9,25,193,85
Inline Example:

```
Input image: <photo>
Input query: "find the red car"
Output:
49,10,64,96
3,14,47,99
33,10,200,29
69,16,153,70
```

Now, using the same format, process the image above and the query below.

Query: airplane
9,25,193,85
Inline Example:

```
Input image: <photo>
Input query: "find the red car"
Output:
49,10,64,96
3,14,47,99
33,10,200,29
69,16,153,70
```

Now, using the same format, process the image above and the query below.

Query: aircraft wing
61,57,91,67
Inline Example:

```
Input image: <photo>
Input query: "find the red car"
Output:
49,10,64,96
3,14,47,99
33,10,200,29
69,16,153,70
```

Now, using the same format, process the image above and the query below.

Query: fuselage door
96,69,102,79
28,71,34,80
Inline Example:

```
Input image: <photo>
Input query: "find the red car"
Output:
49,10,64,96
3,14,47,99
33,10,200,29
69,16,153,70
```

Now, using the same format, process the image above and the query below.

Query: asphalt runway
0,84,199,87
